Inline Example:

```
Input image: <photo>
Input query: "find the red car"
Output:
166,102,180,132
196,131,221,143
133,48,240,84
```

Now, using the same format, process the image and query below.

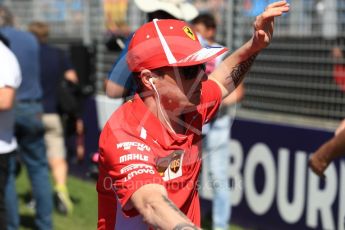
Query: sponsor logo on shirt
123,167,155,182
119,153,149,163
117,142,151,152
170,155,181,173
120,163,153,174
156,150,184,181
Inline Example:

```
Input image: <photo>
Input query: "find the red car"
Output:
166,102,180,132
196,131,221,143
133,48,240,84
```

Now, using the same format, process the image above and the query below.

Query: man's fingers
266,0,289,10
309,158,327,179
255,7,288,30
261,7,289,21
261,4,290,21
263,8,285,18
310,166,324,178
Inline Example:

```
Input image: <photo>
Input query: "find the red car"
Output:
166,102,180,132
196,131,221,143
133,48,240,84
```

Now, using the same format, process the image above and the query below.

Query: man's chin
184,96,201,109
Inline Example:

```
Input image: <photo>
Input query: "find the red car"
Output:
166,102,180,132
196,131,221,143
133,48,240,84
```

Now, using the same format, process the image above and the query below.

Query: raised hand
252,0,290,50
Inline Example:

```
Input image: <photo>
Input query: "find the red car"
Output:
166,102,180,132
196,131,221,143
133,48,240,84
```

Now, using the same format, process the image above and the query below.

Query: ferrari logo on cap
183,26,195,40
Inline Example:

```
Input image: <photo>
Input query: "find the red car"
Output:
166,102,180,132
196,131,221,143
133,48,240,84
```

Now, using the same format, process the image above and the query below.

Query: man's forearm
312,127,345,166
327,128,345,161
131,184,200,230
141,195,199,230
157,195,199,230
210,39,259,98
225,52,257,89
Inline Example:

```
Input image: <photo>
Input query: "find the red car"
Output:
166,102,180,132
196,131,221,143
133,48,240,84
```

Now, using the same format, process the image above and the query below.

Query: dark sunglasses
151,64,206,79
178,64,206,79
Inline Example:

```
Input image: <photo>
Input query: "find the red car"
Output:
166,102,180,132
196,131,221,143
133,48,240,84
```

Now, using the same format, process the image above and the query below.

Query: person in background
331,46,345,92
28,21,77,215
0,33,21,229
105,0,199,99
0,5,53,230
192,13,244,230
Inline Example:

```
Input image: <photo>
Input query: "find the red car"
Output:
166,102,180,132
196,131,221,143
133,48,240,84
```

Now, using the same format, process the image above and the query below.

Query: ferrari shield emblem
183,26,196,40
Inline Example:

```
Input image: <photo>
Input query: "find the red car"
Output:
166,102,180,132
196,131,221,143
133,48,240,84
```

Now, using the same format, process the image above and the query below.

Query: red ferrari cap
127,19,228,72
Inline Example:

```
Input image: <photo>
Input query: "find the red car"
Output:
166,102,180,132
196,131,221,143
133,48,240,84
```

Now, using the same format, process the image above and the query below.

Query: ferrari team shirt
97,80,222,230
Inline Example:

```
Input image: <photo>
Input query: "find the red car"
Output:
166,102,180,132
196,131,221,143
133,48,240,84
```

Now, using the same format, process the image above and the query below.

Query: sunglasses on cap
151,64,206,79
177,64,206,79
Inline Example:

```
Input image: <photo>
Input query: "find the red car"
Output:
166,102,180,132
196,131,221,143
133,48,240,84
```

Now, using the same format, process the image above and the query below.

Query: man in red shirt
97,2,289,229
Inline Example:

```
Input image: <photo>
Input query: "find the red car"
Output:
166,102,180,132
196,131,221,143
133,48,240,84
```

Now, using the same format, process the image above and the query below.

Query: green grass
16,169,244,230
17,169,97,230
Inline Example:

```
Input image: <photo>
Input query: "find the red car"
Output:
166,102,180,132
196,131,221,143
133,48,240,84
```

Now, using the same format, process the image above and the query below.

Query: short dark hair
28,21,50,43
191,13,216,30
132,72,143,93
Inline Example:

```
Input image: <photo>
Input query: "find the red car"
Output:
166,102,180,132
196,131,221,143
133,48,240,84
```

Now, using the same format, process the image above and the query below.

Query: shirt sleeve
108,53,134,89
108,34,137,94
199,80,222,124
98,123,164,217
0,42,21,89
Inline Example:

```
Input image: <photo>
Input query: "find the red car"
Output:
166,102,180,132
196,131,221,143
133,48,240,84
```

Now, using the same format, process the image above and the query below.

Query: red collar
128,94,198,148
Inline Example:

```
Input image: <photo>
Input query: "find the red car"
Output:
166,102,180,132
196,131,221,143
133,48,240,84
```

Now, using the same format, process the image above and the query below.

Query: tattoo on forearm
172,223,198,230
162,195,188,220
227,53,258,88
161,196,198,229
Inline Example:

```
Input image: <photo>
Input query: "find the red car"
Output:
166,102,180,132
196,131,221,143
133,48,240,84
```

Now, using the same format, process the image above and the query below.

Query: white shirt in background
0,41,22,154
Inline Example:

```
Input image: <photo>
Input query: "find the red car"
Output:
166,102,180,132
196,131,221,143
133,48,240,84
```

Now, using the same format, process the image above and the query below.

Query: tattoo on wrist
227,53,258,88
172,223,198,230
162,195,188,219
161,196,198,229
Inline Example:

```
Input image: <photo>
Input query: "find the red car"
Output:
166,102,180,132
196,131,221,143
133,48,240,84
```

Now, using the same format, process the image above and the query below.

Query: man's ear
140,69,154,90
